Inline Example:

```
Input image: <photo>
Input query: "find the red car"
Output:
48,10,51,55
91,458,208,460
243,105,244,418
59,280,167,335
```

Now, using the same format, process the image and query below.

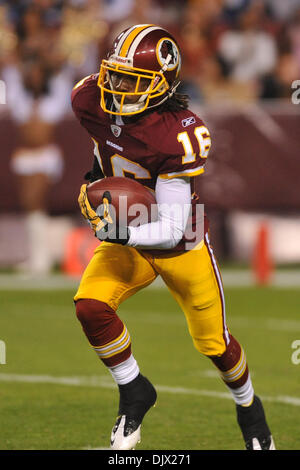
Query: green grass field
0,282,299,450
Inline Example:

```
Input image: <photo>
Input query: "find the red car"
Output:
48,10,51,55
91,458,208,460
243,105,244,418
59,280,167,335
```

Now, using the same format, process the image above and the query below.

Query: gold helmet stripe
115,24,140,55
119,24,155,57
126,25,162,61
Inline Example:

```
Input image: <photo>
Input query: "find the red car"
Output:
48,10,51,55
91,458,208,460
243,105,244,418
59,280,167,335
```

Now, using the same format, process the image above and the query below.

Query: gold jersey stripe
158,167,205,179
222,349,245,378
72,74,93,90
93,333,129,356
221,351,247,383
221,359,247,383
94,335,131,359
92,326,128,352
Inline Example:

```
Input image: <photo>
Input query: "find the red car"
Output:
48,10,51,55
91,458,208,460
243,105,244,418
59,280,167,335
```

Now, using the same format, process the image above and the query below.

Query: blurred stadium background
0,0,300,451
0,0,300,281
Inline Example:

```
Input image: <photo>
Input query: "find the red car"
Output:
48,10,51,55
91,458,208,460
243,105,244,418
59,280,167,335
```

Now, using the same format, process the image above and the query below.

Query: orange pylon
252,222,273,285
62,226,100,277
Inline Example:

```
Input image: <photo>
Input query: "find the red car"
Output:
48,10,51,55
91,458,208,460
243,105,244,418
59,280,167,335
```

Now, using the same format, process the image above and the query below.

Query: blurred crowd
0,0,300,106
0,0,300,275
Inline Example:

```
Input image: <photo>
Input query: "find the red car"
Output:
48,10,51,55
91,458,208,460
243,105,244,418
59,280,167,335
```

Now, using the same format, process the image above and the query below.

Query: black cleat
110,374,157,450
236,395,276,450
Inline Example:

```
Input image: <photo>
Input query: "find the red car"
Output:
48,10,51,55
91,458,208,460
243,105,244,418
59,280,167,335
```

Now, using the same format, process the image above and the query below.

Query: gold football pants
74,236,230,356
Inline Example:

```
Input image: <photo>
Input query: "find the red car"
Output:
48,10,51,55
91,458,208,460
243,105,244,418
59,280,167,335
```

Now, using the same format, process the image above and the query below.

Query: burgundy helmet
98,24,182,116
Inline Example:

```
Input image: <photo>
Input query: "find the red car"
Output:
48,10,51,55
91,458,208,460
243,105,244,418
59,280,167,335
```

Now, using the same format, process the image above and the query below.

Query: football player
71,24,275,450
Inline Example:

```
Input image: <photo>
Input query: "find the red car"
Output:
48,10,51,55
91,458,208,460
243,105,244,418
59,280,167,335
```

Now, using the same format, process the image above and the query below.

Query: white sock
109,354,140,385
227,374,254,406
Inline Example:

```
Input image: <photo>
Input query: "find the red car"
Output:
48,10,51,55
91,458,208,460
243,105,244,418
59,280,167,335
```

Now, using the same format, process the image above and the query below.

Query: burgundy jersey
71,74,211,252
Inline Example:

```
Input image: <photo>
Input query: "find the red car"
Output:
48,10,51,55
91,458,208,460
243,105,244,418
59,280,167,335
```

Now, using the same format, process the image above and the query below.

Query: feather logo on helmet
156,38,180,73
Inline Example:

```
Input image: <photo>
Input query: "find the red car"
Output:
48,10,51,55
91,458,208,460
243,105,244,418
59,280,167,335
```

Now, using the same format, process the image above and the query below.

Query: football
86,176,157,226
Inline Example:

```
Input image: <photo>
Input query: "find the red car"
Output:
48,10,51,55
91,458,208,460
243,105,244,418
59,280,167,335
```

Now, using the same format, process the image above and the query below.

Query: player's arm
78,176,191,247
125,118,211,249
126,176,191,249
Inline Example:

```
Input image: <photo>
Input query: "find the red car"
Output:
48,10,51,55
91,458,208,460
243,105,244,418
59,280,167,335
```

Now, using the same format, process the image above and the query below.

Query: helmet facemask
98,58,172,116
97,25,182,116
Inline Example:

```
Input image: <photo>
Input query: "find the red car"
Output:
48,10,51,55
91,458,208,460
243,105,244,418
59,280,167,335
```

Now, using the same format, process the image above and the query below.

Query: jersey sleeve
157,113,211,179
71,73,99,122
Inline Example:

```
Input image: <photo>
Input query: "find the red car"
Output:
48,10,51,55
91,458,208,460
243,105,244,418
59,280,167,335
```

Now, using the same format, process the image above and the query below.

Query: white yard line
0,372,299,407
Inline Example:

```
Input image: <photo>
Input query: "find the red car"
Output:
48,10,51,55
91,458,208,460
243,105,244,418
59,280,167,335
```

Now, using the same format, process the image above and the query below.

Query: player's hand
96,221,130,245
94,190,129,245
78,183,102,232
78,184,129,245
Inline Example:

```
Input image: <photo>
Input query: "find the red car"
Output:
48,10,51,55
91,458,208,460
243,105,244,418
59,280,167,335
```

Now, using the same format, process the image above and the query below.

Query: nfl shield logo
111,124,122,137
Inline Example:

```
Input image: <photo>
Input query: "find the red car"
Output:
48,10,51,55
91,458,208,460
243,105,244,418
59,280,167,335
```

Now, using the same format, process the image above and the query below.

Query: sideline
0,270,300,290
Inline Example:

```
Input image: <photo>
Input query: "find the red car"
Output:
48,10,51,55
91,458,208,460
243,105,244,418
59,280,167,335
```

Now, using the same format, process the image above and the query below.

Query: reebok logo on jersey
181,116,196,127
